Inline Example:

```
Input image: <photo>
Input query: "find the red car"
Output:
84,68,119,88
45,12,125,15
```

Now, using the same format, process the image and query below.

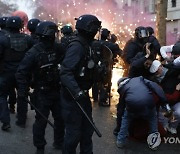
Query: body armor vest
4,33,28,62
35,45,60,89
69,37,97,90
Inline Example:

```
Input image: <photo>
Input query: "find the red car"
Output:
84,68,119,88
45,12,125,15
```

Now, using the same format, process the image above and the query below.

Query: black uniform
60,35,95,154
27,18,40,45
16,41,65,150
0,26,16,112
60,14,101,154
92,39,121,106
148,35,161,56
122,26,148,76
61,33,76,49
0,31,33,129
123,38,145,64
0,29,8,36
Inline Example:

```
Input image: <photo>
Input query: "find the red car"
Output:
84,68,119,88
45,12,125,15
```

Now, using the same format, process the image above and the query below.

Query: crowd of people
0,12,179,154
114,25,180,150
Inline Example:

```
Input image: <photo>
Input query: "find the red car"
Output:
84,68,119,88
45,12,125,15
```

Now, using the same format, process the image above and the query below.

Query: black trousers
0,73,16,124
33,90,65,149
60,88,94,154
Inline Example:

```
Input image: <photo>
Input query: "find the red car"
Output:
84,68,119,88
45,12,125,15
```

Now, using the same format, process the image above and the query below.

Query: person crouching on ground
116,76,172,150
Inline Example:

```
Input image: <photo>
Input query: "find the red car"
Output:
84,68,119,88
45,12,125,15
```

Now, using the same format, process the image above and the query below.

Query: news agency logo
163,137,180,144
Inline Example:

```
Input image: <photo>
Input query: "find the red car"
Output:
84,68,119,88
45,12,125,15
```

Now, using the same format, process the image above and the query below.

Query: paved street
0,96,180,154
0,69,180,154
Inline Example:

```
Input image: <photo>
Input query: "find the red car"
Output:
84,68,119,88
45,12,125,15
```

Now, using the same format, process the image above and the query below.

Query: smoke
34,0,155,48
3,0,158,46
2,0,36,19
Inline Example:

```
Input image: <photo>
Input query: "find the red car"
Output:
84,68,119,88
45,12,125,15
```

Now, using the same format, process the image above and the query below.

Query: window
174,28,178,33
149,0,155,13
172,0,176,7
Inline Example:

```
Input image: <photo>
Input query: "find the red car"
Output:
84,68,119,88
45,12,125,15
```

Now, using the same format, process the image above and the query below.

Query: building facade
116,0,180,44
166,0,180,44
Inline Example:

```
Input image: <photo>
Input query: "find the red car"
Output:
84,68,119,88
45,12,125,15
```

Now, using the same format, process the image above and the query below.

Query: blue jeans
117,107,158,143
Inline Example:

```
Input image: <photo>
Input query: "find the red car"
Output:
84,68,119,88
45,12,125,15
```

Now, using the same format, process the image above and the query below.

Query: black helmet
6,16,22,29
135,26,149,39
110,34,117,43
146,26,154,35
172,42,180,55
27,18,40,33
35,21,58,37
0,17,8,28
75,14,101,34
101,28,110,38
61,25,73,35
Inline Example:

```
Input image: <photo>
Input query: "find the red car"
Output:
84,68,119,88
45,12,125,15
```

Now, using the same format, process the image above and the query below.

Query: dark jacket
103,41,122,59
148,35,161,56
128,52,152,79
60,35,95,97
30,32,39,45
16,42,64,94
123,38,144,64
160,68,180,94
0,32,33,73
0,29,8,36
118,76,168,115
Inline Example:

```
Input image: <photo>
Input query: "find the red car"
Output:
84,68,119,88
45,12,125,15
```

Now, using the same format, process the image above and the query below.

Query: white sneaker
167,126,177,134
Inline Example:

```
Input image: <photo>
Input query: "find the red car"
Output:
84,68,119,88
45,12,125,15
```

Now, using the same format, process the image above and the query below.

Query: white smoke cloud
2,0,36,19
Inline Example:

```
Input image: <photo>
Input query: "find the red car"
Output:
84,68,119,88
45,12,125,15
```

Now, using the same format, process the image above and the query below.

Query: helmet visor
138,29,148,38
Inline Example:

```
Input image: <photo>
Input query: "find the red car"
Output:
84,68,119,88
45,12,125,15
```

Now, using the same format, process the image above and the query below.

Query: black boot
36,148,44,154
1,123,11,131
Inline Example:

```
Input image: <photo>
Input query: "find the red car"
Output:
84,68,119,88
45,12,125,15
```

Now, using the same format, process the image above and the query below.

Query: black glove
75,91,88,107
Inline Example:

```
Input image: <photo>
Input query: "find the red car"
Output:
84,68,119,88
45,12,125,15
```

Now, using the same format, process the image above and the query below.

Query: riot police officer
60,14,101,154
0,16,33,131
61,24,73,35
92,28,122,106
108,33,122,63
122,26,149,76
27,18,41,44
60,24,75,49
0,17,8,36
16,21,65,154
0,16,17,113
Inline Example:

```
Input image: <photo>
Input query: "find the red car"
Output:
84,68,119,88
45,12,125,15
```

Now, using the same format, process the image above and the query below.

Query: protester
116,76,172,150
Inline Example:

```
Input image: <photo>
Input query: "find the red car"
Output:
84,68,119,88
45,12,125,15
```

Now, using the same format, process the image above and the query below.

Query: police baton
26,98,55,129
66,88,102,137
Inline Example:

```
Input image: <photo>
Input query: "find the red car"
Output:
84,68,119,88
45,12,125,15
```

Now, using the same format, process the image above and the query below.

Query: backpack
4,33,29,62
